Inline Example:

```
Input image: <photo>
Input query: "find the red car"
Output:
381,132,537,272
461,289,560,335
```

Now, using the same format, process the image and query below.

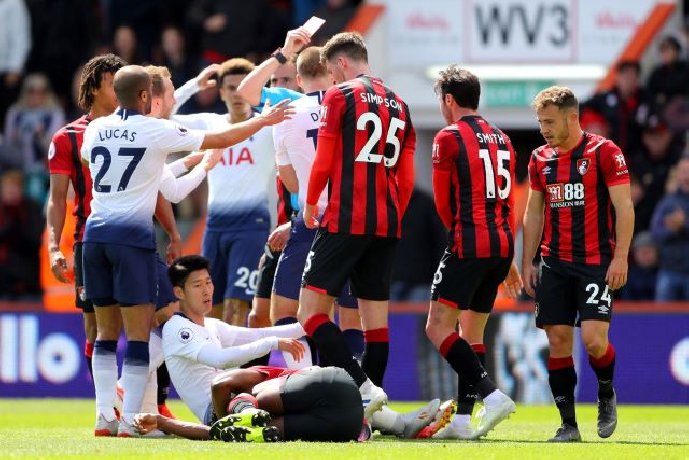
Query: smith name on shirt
359,92,404,110
476,132,505,145
97,129,137,143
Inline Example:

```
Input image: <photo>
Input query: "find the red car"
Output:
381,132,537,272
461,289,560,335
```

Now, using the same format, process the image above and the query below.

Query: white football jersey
273,91,328,212
174,112,275,231
81,109,204,248
162,315,226,421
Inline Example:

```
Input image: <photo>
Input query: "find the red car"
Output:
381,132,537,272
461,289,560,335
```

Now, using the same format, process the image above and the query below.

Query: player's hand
605,256,628,290
166,237,182,264
268,222,291,252
183,151,205,170
259,99,294,126
197,64,220,90
201,149,224,171
502,263,523,299
522,263,539,298
133,413,159,434
277,338,305,361
49,249,70,283
283,27,311,56
303,204,320,229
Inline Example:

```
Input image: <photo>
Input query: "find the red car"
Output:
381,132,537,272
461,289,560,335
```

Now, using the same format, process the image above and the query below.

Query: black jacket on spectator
647,60,689,108
621,266,657,300
583,87,648,154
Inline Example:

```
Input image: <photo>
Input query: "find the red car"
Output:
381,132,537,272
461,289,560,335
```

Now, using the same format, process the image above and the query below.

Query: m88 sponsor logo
546,183,584,208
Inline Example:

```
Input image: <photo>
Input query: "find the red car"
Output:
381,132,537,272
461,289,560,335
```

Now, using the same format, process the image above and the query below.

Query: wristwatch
271,48,287,64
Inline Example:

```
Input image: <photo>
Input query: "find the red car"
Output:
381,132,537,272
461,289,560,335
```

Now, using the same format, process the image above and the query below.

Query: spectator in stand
0,170,44,299
390,188,447,301
651,156,689,301
159,26,196,91
0,0,31,128
3,73,65,204
647,35,689,113
24,0,101,108
628,115,683,233
187,0,273,64
113,25,143,65
621,231,658,301
311,0,358,45
583,60,649,154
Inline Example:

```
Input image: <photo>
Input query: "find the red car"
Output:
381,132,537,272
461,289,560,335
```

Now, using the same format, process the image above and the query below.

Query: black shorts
301,230,398,301
73,242,94,313
535,256,613,328
255,244,280,300
430,250,512,313
281,366,363,442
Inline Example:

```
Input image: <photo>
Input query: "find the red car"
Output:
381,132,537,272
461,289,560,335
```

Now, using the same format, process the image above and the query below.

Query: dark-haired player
296,32,416,420
523,86,634,442
426,65,519,439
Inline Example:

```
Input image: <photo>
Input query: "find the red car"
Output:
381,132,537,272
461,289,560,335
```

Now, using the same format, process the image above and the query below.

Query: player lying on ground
133,366,362,442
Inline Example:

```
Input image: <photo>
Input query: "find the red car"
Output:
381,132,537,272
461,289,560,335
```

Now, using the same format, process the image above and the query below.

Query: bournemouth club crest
577,158,590,176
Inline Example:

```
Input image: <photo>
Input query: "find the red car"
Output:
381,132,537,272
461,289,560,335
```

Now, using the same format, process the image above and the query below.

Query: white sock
283,337,313,369
452,413,472,426
93,349,118,421
140,370,159,414
370,406,403,434
121,363,149,424
359,378,373,394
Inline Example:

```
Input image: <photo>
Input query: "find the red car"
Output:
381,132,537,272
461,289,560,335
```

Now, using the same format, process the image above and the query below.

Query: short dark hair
616,60,641,74
218,57,255,83
532,86,579,112
78,53,126,111
321,32,368,64
433,65,481,110
168,255,210,288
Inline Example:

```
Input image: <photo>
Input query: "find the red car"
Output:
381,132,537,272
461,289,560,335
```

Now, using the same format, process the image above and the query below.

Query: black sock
440,333,496,399
548,356,578,428
589,343,615,399
304,314,368,386
457,345,486,415
362,328,388,387
156,362,171,405
343,328,364,362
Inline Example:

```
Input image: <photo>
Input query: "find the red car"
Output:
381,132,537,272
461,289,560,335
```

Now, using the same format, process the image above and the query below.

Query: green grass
0,400,687,459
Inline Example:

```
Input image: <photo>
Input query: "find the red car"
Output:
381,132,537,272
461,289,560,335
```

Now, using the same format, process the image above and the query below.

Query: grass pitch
0,399,687,459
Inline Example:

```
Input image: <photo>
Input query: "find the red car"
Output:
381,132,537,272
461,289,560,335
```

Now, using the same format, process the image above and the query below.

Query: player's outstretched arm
521,189,545,298
237,28,311,106
134,413,211,440
173,64,221,115
199,100,293,150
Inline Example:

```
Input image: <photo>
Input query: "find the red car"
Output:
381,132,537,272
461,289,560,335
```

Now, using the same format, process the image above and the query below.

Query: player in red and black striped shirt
297,32,416,420
426,66,519,440
47,53,126,377
522,87,634,442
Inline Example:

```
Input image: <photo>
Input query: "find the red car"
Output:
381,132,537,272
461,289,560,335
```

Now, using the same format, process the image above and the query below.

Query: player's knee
546,332,572,355
247,310,259,328
583,336,607,358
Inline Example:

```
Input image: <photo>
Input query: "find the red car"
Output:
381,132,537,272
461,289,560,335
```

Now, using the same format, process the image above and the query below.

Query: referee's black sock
588,343,615,399
548,356,578,427
457,343,486,415
440,333,496,398
362,328,388,388
304,313,368,386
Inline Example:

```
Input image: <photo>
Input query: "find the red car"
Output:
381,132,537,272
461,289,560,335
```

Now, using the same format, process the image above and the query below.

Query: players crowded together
34,13,634,444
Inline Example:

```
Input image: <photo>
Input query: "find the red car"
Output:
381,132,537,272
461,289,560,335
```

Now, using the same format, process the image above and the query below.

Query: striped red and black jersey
528,132,630,266
432,115,516,258
48,115,93,242
275,175,295,225
317,75,416,238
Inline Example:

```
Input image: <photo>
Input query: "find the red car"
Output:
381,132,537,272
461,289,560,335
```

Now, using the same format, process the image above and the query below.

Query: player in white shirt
80,65,292,437
163,255,305,424
171,58,280,328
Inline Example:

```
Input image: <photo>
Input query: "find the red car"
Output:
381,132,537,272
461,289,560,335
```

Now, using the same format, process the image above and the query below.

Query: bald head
114,65,152,111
